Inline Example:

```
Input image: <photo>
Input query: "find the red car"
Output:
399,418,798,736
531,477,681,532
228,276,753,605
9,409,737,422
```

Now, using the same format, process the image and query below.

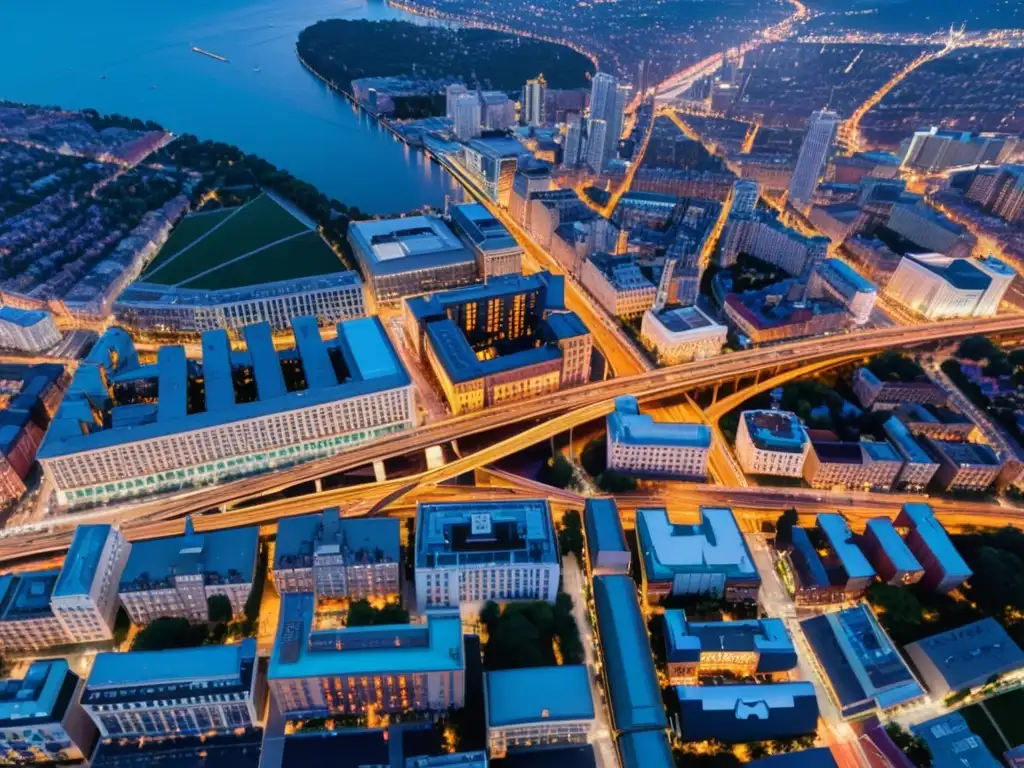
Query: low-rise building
0,570,69,652
583,498,630,577
852,367,947,411
268,593,464,718
0,307,61,352
636,507,759,604
485,666,594,758
736,410,809,478
883,417,940,490
606,395,710,479
923,437,1003,492
674,683,819,743
885,253,1014,320
0,660,97,765
118,518,259,626
449,203,522,278
640,305,726,365
415,499,560,610
803,439,903,491
815,513,877,597
808,258,877,325
273,510,400,600
785,527,846,606
720,211,828,274
724,281,850,345
580,252,655,318
81,640,263,739
860,518,925,586
51,524,130,643
905,619,1024,698
895,503,972,594
913,713,1002,768
887,203,976,258
894,403,978,441
663,611,797,685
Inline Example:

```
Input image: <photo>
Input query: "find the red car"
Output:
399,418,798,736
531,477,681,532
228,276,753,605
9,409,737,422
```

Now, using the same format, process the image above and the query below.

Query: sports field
960,687,1024,754
182,231,344,290
144,207,235,272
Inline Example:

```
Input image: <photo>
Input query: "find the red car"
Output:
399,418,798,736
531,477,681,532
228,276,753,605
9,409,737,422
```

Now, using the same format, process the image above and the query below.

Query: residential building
479,91,515,132
51,524,130,643
606,395,710,479
273,510,400,600
802,439,903,491
562,114,584,169
414,499,560,610
923,437,1003,492
268,593,464,718
453,93,482,141
0,307,60,352
662,611,797,685
730,179,760,217
348,215,477,304
721,212,828,274
883,417,940,490
446,84,468,120
905,619,1024,698
449,203,522,278
584,119,608,171
895,403,977,441
895,503,972,593
809,203,863,242
39,317,415,507
582,498,630,577
675,683,819,743
634,168,735,201
118,518,259,625
640,305,727,365
815,513,877,597
808,258,877,325
724,280,850,344
459,138,525,207
800,604,924,719
736,410,810,478
900,127,1018,173
113,271,366,336
0,571,69,652
986,165,1024,222
785,527,847,606
589,73,627,169
852,367,947,411
81,640,263,738
0,362,67,505
0,660,97,765
860,518,925,586
788,110,841,204
913,713,1002,768
509,166,551,226
485,666,594,758
636,507,760,603
580,252,655,318
523,76,546,127
886,203,975,258
885,253,1014,320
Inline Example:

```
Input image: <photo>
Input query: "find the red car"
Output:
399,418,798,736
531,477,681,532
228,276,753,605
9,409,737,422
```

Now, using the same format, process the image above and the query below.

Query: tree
580,436,607,478
596,469,637,493
541,454,575,490
775,508,798,551
346,599,410,627
131,618,208,651
559,509,584,561
480,601,501,632
868,350,925,382
112,607,132,647
866,583,924,645
207,594,233,624
956,335,998,362
884,722,932,768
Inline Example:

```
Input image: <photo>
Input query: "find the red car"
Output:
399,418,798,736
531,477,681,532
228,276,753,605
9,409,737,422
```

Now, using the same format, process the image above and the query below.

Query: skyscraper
588,73,627,170
446,83,468,120
453,93,482,140
480,91,514,131
523,75,547,126
585,119,608,172
636,60,650,100
563,114,584,168
788,109,841,204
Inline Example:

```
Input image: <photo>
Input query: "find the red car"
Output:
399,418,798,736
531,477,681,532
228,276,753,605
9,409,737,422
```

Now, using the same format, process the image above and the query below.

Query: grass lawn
959,691,1023,755
142,194,310,285
181,231,344,290
981,687,1024,748
143,207,235,273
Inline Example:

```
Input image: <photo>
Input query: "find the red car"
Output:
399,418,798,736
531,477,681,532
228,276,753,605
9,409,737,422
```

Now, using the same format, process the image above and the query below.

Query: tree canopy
559,509,584,561
207,594,233,624
131,617,209,651
347,600,410,627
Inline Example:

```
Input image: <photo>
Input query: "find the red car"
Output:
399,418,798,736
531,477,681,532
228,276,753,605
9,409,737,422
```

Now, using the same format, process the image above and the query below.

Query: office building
562,114,584,169
636,506,759,603
584,118,608,171
883,417,940,490
114,272,366,336
0,307,60,353
588,73,627,169
119,518,259,625
479,91,515,132
923,437,1003,492
885,253,1014,320
509,166,552,226
723,281,850,345
415,499,559,610
730,179,760,217
640,305,727,365
913,713,1002,768
860,518,925,586
807,202,865,245
802,439,903,491
459,138,525,207
788,110,841,204
269,593,464,718
736,410,810,478
906,619,1024,698
0,660,96,765
808,258,877,325
801,604,924,718
274,511,400,600
446,84,468,119
0,570,69,652
485,666,594,758
815,513,877,596
886,203,976,258
852,367,947,411
900,127,1018,173
721,212,828,274
582,498,630,576
606,395,710,479
348,215,477,303
449,203,522,278
453,93,482,140
895,503,972,593
40,317,414,507
675,683,819,743
523,75,546,126
663,611,797,685
51,524,130,643
580,252,656,318
81,640,263,738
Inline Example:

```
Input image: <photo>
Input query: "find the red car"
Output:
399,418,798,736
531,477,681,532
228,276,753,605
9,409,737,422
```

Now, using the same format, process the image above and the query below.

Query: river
0,0,463,213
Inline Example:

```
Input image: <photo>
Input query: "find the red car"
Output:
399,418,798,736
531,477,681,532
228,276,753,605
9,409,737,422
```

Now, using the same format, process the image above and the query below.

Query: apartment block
852,367,947,411
735,410,809,478
51,524,130,643
883,417,940,490
606,395,710,479
449,203,523,278
885,253,1014,320
895,504,972,594
0,571,70,652
922,437,1003,492
803,439,903,491
583,498,630,577
815,513,877,597
860,518,925,586
580,252,656,318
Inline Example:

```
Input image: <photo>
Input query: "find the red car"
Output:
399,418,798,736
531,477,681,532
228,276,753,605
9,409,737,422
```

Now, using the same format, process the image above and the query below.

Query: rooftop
587,252,655,293
898,504,971,580
584,498,628,558
675,682,819,742
0,306,51,328
406,271,565,323
651,305,720,334
637,507,757,583
0,569,59,622
906,618,1024,693
348,216,474,275
664,610,795,665
465,137,528,159
817,513,876,582
818,258,877,295
0,660,77,727
275,510,400,571
449,203,520,254
912,713,1002,768
865,518,924,575
88,639,255,690
116,271,363,310
608,395,711,450
742,410,808,454
425,317,561,384
928,438,1000,466
893,203,967,235
905,253,992,292
53,524,112,599
790,527,830,589
883,417,933,464
485,666,594,727
617,730,674,768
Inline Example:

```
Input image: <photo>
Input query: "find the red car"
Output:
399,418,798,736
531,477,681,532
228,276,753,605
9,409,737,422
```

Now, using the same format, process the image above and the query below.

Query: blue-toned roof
907,254,990,291
426,318,561,384
617,730,674,768
817,514,876,582
637,507,758,583
883,417,932,464
337,316,402,381
0,570,59,621
608,395,711,449
906,618,1024,693
790,526,830,588
750,748,839,768
862,440,900,461
900,504,970,582
675,682,819,743
543,311,589,341
584,498,628,557
653,305,718,333
243,322,287,401
348,216,474,276
0,306,51,328
742,410,808,453
486,666,594,727
865,518,923,575
292,315,337,391
664,611,796,669
53,524,112,598
118,271,361,309
913,713,1001,768
466,137,527,158
449,203,519,254
120,523,259,592
820,258,876,294
0,660,75,727
202,329,236,412
157,345,188,422
274,512,321,570
89,639,256,688
591,575,667,733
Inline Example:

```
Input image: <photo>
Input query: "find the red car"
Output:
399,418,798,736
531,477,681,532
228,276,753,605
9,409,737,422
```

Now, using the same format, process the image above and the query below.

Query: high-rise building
729,180,760,217
636,59,650,100
585,118,608,171
885,253,1014,319
51,524,130,643
588,73,627,169
523,75,547,126
788,109,841,204
480,91,515,132
900,127,1020,173
562,114,584,169
453,93,481,140
446,83,468,120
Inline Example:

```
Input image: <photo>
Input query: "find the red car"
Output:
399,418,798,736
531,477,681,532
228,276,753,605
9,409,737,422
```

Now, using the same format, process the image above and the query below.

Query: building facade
583,498,631,577
860,518,925,586
0,307,61,352
923,437,1003,491
895,503,972,593
721,212,828,275
580,253,656,318
788,110,841,204
51,524,130,643
606,395,710,479
0,571,70,652
808,258,877,325
884,253,1014,320
886,203,975,258
640,305,727,365
736,410,809,478
802,439,903,491
449,203,522,278
852,367,947,411
883,417,940,490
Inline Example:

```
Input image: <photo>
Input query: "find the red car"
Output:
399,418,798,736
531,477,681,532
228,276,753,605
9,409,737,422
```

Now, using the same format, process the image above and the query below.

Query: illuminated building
509,166,551,227
588,73,628,169
814,513,876,597
802,439,902,491
51,524,130,643
894,403,978,442
922,437,1002,492
0,307,60,352
785,527,846,606
414,499,559,610
0,570,69,652
886,203,975,258
273,510,400,599
735,410,809,478
662,610,797,685
640,305,726,365
484,666,594,758
582,498,630,577
458,138,526,207
407,754,489,768
348,216,477,304
118,518,259,625
636,506,759,604
480,91,515,132
606,395,710,479
618,731,674,768
733,154,794,192
449,203,522,278
584,119,608,171
899,127,1018,173
852,367,947,411
453,93,481,141
561,114,584,170
446,84,468,120
895,503,972,594
580,252,655,318
905,619,1024,699
730,179,760,217
720,212,828,273
913,713,1002,768
788,109,840,204
970,164,1024,223
860,518,925,586
633,168,735,201
0,362,66,505
523,75,546,127
674,682,818,743
724,280,850,345
883,417,940,490
800,604,924,719
0,660,96,765
710,82,739,112
268,593,464,718
39,317,415,507
808,258,877,325
81,640,263,738
885,253,1014,320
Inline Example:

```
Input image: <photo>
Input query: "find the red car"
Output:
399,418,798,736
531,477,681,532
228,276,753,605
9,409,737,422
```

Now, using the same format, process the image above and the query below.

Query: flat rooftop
449,203,520,253
929,439,1000,466
87,639,255,690
637,507,757,583
883,417,933,464
817,513,876,582
820,258,877,294
652,305,719,334
742,410,808,454
664,610,794,661
0,660,75,726
584,498,628,557
913,713,1002,768
117,271,362,309
906,618,1024,693
486,666,594,727
906,254,991,292
608,395,711,450
348,216,473,276
898,503,971,579
0,569,59,622
275,511,399,571
426,317,561,384
0,306,51,327
53,524,111,599
865,518,923,575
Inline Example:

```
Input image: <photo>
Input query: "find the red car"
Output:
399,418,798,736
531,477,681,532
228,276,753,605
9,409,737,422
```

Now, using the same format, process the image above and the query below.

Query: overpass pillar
314,478,323,493
712,383,720,405
373,460,387,483
754,368,762,386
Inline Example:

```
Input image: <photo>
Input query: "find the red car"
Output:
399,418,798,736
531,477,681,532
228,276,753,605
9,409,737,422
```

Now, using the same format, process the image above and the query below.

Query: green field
182,231,344,290
141,194,310,285
144,207,236,272
960,688,1024,755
